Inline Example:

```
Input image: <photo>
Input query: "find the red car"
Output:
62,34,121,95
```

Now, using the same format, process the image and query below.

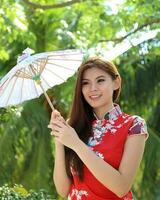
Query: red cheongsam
68,104,148,200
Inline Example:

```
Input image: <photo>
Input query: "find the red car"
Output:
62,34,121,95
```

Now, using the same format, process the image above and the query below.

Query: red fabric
68,105,148,200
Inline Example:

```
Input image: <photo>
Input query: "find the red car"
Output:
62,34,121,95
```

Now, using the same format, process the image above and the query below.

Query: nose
90,83,97,91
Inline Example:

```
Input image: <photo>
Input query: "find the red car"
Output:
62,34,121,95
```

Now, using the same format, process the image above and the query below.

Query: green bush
0,184,56,200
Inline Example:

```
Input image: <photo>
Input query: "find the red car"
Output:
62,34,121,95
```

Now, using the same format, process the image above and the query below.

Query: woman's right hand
48,110,66,137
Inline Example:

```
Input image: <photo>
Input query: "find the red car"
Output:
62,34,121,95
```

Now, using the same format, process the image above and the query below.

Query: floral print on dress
128,115,148,138
88,108,148,147
68,104,148,200
88,120,120,147
88,105,123,147
95,151,104,159
123,197,134,200
88,120,119,147
88,120,107,147
68,189,88,200
88,146,105,159
122,191,134,200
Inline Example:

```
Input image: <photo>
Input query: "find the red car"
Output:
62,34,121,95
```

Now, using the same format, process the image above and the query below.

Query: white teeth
90,95,100,98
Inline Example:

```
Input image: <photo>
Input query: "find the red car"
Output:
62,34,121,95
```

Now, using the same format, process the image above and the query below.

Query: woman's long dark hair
65,57,121,181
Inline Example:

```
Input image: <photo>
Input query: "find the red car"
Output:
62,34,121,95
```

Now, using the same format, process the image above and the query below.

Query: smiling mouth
89,95,101,100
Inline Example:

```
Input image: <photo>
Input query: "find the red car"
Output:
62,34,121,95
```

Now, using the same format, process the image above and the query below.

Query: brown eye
97,79,105,83
82,81,89,85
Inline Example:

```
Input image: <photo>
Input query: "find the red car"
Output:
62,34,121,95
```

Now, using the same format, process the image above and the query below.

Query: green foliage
0,0,160,199
116,40,160,200
0,184,56,199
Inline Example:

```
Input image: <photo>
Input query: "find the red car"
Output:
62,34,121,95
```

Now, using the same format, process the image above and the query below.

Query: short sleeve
128,115,148,140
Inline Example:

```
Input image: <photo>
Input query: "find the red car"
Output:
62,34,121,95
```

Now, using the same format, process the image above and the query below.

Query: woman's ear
113,75,121,90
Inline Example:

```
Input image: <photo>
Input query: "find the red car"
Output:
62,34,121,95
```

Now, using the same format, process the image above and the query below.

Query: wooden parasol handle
39,83,55,111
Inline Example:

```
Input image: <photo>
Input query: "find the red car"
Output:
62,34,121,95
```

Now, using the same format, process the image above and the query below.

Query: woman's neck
93,103,114,120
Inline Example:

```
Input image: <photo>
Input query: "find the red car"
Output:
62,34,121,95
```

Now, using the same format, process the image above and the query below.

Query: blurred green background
0,0,160,199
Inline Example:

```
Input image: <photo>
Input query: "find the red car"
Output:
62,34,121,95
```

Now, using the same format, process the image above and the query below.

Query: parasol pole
29,64,55,111
38,83,55,111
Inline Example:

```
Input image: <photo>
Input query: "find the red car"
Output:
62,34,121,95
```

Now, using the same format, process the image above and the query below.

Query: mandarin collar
93,104,122,121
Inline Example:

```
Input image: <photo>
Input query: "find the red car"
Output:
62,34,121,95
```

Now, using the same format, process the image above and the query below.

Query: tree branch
99,18,160,44
22,0,85,10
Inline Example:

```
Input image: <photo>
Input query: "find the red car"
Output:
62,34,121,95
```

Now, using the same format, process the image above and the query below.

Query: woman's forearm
73,139,123,196
53,140,71,198
73,137,145,198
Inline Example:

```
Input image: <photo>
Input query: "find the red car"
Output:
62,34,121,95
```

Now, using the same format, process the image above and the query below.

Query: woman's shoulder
127,114,148,140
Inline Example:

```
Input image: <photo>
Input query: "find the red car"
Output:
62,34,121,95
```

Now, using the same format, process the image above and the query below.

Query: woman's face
81,67,120,111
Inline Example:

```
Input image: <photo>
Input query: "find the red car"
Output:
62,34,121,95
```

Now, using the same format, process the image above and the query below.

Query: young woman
48,57,148,200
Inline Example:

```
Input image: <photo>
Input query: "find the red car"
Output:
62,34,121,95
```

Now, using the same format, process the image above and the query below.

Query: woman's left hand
49,120,80,150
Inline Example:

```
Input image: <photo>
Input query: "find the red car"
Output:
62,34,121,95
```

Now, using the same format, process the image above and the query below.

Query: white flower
105,123,112,129
69,189,88,200
88,137,100,146
111,129,117,134
117,124,122,128
95,151,104,159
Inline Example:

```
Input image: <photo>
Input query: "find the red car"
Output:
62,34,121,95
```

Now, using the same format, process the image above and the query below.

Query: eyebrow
82,75,106,81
